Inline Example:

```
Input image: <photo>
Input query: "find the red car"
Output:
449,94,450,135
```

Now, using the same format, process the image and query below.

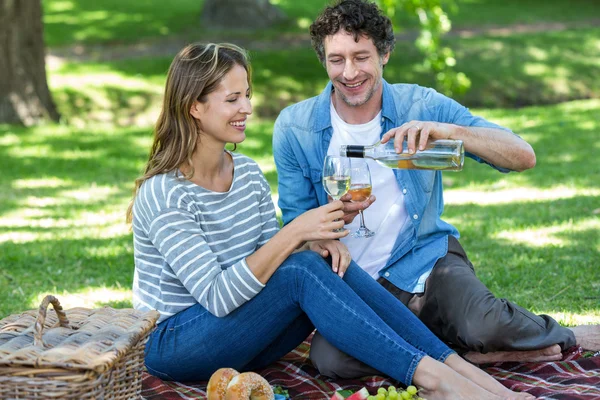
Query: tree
201,0,286,30
0,0,60,126
378,0,470,96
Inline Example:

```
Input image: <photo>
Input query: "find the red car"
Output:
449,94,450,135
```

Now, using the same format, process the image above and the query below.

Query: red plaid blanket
142,341,600,400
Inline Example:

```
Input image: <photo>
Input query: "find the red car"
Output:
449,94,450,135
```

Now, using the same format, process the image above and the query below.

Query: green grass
1,100,599,323
47,26,600,126
42,0,202,47
449,28,600,108
2,0,598,326
42,0,600,47
442,0,600,28
0,124,147,315
442,100,600,319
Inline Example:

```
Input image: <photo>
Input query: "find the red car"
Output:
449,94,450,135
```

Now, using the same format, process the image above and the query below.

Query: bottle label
345,145,365,158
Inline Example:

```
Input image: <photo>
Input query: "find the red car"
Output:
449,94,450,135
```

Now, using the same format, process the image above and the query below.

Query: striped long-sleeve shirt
132,152,280,322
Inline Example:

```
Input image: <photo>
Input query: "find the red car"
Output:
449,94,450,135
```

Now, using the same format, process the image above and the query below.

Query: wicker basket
0,295,159,399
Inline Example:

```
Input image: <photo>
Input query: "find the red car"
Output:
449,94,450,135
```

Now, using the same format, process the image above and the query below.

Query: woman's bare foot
413,356,502,400
464,344,562,364
443,354,535,399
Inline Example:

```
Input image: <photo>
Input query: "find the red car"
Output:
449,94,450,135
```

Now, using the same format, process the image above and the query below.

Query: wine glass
348,159,375,238
322,156,351,232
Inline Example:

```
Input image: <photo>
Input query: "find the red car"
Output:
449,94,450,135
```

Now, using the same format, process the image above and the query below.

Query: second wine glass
348,159,375,238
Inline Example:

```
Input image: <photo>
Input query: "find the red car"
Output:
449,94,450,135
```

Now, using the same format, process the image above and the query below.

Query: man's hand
333,193,376,225
381,120,457,154
308,240,352,278
381,120,536,172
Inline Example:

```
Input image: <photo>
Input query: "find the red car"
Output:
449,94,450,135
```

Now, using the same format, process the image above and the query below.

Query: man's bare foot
464,345,562,364
413,356,533,400
444,354,535,400
570,325,600,350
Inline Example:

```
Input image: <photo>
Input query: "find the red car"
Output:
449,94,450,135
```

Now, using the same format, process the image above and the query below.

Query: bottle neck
344,145,366,158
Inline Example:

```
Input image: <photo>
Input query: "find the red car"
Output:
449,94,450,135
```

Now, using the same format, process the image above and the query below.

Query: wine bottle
340,139,464,171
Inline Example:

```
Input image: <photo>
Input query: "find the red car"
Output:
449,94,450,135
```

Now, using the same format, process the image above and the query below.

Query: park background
0,0,598,326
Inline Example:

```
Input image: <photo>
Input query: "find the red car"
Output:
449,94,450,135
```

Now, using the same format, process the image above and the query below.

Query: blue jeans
144,251,454,384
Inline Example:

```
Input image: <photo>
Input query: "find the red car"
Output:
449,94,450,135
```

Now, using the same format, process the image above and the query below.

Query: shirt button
381,117,385,122
402,189,407,194
384,272,390,277
413,214,419,219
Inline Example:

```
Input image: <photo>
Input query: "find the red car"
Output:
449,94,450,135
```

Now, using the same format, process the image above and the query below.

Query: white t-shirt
327,103,410,279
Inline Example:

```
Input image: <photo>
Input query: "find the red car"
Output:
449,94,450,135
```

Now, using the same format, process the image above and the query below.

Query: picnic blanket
141,339,600,400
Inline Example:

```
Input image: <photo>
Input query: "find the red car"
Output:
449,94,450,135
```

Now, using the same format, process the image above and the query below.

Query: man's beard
337,70,383,107
338,83,377,107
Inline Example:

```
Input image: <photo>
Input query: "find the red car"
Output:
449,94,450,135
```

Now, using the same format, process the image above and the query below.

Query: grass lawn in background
1,0,597,326
42,0,600,47
42,0,202,47
47,26,600,127
1,99,599,322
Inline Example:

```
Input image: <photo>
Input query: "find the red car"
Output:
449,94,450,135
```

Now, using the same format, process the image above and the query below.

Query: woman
127,43,533,400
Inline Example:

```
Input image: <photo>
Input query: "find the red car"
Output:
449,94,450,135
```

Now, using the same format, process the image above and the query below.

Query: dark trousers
310,235,576,379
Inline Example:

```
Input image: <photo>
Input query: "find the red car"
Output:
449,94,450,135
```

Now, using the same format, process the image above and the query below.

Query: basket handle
34,295,70,347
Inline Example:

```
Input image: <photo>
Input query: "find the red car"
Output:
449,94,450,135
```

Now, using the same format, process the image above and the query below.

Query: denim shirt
273,80,513,293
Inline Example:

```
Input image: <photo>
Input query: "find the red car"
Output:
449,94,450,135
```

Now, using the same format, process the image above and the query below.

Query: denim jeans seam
299,266,423,375
170,307,210,330
145,363,175,381
153,325,166,335
302,268,396,341
410,338,449,359
405,352,425,384
437,348,456,363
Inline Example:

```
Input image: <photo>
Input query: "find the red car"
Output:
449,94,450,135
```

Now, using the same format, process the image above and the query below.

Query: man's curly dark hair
310,0,396,65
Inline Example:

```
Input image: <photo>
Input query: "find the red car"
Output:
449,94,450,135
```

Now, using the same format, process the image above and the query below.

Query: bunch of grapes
367,385,425,400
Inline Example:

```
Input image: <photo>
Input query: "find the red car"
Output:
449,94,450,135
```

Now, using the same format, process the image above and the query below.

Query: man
272,0,600,379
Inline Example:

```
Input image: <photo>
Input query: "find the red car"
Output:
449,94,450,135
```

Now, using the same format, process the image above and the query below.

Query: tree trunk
201,0,286,30
0,0,60,126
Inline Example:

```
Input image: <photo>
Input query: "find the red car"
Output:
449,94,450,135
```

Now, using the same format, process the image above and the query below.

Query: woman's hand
292,201,349,242
307,240,352,278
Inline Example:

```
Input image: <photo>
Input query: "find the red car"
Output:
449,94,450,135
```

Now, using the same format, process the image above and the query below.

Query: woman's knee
287,250,329,265
278,251,330,276
271,251,335,294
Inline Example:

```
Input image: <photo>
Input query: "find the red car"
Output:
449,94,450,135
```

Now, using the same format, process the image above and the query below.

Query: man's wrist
448,124,470,141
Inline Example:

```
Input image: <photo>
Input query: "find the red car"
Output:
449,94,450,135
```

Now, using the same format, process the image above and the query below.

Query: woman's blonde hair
126,43,251,223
